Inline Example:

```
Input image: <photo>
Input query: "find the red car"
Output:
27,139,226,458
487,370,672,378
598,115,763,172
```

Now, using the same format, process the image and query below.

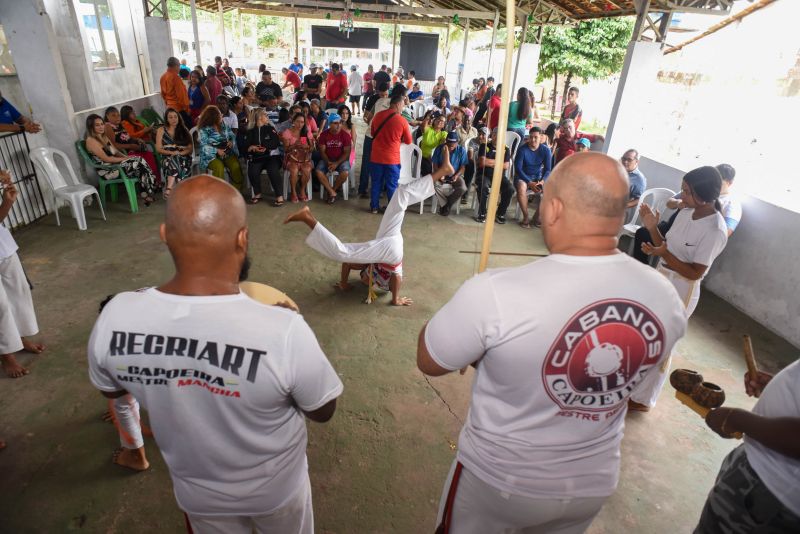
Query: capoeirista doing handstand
284,147,455,306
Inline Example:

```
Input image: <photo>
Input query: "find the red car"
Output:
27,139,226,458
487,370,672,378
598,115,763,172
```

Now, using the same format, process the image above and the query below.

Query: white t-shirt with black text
425,253,687,499
745,359,800,516
88,288,343,516
0,226,18,260
663,208,728,278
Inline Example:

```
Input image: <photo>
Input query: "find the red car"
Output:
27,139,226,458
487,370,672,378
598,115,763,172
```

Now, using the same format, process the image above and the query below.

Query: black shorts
349,95,362,103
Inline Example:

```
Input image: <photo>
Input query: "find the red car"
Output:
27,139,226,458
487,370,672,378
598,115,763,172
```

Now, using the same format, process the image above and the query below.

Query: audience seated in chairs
281,112,315,203
621,149,647,209
197,105,244,191
463,127,488,206
120,105,154,143
84,113,157,206
553,118,604,165
419,113,447,175
432,131,469,216
508,87,536,140
514,126,552,229
104,106,160,186
474,128,513,225
155,108,193,199
314,112,352,204
337,104,357,176
216,95,238,135
245,108,285,206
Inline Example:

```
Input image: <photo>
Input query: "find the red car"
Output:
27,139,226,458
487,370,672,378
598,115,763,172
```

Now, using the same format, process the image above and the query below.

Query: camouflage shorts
695,444,800,533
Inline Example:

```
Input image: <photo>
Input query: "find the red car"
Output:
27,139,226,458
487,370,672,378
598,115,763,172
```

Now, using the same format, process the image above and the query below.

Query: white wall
636,157,800,349
144,16,173,94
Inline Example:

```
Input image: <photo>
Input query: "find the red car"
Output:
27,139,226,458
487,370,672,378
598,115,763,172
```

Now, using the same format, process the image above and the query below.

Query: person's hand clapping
744,370,773,398
639,203,659,229
641,241,667,257
1,172,18,204
24,122,42,134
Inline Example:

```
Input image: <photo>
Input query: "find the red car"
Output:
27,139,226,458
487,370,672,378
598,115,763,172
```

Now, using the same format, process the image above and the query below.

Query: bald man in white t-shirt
417,153,688,534
88,176,342,534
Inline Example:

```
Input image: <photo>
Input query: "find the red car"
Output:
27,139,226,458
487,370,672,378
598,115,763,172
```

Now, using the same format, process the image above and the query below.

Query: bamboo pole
478,0,515,273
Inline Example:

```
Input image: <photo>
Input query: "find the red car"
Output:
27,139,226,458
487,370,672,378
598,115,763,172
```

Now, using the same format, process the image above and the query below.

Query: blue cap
577,138,591,148
446,131,459,143
327,112,342,123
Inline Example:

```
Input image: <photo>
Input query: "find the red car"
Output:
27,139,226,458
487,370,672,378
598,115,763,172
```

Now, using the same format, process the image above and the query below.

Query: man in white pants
284,151,454,306
0,169,45,380
417,153,688,534
88,176,343,534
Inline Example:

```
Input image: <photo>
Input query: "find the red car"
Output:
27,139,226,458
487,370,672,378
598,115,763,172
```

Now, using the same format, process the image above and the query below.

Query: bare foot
112,447,150,471
334,281,353,291
21,338,45,354
1,354,29,378
102,410,115,423
283,206,312,225
391,296,414,306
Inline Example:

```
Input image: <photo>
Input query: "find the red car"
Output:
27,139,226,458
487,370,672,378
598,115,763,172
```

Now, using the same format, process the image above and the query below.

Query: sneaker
495,215,506,225
473,215,486,223
439,205,450,216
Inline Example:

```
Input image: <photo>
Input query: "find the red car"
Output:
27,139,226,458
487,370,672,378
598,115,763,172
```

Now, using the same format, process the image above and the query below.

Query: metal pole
238,9,243,57
190,0,202,66
456,19,470,98
391,20,398,70
294,15,300,59
486,10,499,79
512,13,529,94
478,1,515,273
218,1,227,57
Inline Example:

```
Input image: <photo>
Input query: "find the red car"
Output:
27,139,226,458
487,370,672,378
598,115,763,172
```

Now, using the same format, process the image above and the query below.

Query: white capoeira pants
304,174,434,266
436,460,607,534
114,394,144,449
0,253,39,355
185,472,313,534
631,263,700,407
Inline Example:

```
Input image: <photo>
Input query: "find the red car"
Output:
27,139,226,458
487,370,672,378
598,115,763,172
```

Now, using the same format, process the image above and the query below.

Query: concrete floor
1,147,797,534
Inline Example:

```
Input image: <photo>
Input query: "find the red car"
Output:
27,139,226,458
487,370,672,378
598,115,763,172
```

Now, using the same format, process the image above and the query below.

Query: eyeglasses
621,157,635,163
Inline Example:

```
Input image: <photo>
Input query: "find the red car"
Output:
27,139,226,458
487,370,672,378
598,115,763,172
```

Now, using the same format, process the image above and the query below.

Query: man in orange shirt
160,57,192,126
369,94,413,212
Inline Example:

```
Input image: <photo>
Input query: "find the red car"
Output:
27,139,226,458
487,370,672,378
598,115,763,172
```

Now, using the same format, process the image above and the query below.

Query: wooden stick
459,250,548,257
674,391,742,440
743,335,759,377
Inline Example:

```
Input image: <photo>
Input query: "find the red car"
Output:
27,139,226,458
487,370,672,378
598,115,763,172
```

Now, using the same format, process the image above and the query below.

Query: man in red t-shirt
314,113,352,204
554,118,604,165
282,67,302,93
487,83,503,132
368,94,413,212
324,63,348,110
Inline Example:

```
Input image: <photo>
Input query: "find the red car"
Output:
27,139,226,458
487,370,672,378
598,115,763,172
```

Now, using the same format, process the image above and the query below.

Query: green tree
535,18,633,116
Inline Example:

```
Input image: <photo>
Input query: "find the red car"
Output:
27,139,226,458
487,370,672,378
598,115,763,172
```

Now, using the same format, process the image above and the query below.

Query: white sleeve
424,273,500,371
87,312,124,393
693,226,728,267
723,198,742,226
286,315,344,412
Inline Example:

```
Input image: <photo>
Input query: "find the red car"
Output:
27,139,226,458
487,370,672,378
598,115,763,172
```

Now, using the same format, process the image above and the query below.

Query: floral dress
198,123,238,171
107,122,160,185
159,127,192,182
89,140,157,196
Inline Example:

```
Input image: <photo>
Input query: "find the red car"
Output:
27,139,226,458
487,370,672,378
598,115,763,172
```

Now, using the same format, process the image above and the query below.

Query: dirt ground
0,150,796,533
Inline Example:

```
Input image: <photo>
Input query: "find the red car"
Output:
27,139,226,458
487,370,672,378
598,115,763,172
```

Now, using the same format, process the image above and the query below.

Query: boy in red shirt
369,94,413,213
314,113,352,204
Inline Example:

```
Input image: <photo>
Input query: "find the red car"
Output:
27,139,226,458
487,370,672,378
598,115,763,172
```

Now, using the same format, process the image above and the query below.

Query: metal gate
0,130,47,230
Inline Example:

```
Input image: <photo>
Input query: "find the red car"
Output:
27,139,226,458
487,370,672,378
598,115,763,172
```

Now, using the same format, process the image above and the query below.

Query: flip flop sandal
272,199,285,207
327,195,337,204
248,196,262,204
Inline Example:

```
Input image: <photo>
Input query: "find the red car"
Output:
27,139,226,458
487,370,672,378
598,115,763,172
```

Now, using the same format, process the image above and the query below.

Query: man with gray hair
554,118,604,165
621,149,646,208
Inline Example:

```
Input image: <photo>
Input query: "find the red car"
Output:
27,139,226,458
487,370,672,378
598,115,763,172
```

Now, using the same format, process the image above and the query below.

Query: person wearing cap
324,63,348,110
314,113,352,204
348,65,363,115
514,126,553,228
432,131,469,216
256,71,283,101
302,64,323,99
576,137,591,153
282,67,302,93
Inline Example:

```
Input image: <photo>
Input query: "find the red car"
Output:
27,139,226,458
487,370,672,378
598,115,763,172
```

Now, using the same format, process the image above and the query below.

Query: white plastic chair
317,170,349,200
325,108,337,117
189,126,201,174
621,187,676,255
411,101,426,120
283,169,313,200
30,147,106,231
399,143,428,214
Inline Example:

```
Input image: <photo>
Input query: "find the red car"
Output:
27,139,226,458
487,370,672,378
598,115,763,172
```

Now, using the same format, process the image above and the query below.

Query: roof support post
512,13,529,95
486,10,499,79
294,15,300,59
391,20,398,70
456,19,470,98
190,0,202,66
218,1,227,57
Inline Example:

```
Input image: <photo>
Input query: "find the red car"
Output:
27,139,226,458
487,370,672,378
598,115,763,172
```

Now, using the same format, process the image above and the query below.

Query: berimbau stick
743,335,759,377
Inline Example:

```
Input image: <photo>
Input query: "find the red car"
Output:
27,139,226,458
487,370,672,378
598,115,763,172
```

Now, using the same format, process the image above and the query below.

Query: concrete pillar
455,19,470,98
391,22,397,70
487,11,499,78
603,40,662,157
143,7,173,94
0,0,81,175
218,1,227,58
190,0,202,66
512,43,540,96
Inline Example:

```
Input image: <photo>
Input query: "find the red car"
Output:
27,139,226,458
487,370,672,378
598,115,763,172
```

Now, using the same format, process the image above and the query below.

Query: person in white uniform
88,175,343,534
284,151,454,306
695,360,800,532
0,169,45,380
417,153,688,534
630,166,729,411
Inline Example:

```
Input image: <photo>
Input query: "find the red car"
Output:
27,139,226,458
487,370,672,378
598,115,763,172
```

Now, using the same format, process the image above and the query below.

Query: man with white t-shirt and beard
87,175,343,534
417,152,688,534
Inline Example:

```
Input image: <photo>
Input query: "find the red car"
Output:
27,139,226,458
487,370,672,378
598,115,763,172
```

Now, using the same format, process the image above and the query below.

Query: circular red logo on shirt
542,300,666,412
